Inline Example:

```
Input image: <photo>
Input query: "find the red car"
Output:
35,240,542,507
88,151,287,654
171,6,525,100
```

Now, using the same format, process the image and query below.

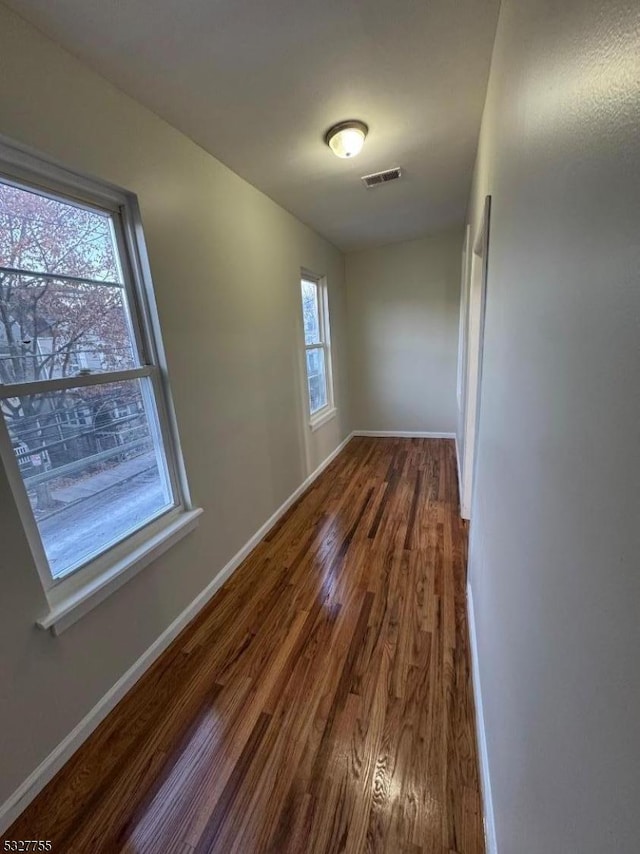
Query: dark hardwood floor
5,437,484,853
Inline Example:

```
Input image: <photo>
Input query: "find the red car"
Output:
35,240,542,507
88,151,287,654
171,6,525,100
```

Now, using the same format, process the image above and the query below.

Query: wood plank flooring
5,437,484,853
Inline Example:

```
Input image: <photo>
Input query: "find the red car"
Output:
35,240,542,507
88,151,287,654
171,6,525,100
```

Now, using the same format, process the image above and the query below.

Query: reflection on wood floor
7,437,484,853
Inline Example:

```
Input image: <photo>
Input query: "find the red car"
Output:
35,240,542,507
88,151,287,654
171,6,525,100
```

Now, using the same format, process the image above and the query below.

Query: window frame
0,135,199,632
300,271,336,430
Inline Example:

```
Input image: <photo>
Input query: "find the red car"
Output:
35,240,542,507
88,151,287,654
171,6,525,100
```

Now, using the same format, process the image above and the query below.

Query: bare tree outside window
0,183,134,391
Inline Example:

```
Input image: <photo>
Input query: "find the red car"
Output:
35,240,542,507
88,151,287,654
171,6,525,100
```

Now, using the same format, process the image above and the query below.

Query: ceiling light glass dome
325,120,368,159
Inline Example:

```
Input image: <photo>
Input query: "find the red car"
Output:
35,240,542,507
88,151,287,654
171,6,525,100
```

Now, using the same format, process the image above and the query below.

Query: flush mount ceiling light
325,120,368,159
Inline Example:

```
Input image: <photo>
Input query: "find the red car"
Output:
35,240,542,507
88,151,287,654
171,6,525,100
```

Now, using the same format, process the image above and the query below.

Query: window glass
300,275,333,419
306,348,327,414
5,378,172,578
0,183,137,383
301,279,320,345
0,182,123,282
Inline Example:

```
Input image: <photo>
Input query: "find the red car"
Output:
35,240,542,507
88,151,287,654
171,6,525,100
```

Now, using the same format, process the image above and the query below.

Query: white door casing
460,195,491,519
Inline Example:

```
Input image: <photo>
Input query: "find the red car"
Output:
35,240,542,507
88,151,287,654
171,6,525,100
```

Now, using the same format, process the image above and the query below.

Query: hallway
8,437,483,853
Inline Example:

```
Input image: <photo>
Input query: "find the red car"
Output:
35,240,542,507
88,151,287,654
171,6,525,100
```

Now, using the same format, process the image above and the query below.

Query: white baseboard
353,430,456,439
467,582,498,854
0,431,355,835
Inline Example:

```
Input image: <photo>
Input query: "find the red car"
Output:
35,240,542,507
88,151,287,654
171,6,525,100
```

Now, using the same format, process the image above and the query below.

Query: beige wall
0,4,350,810
463,0,640,851
345,230,462,433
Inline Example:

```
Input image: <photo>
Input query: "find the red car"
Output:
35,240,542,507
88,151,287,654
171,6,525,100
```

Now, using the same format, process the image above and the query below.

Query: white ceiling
5,0,500,250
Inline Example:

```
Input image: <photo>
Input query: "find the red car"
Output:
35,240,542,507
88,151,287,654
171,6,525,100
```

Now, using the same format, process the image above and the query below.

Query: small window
300,274,335,426
0,149,193,601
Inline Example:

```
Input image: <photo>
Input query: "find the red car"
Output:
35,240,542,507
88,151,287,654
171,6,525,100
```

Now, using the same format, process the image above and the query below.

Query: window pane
3,377,174,578
0,181,122,282
0,274,137,382
306,347,327,414
0,180,139,383
301,279,320,345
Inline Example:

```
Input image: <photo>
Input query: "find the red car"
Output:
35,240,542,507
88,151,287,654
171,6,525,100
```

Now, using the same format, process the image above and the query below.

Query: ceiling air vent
361,167,403,188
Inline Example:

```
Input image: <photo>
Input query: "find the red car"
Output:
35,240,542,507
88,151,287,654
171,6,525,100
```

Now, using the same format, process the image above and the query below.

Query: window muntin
300,276,333,419
0,172,182,584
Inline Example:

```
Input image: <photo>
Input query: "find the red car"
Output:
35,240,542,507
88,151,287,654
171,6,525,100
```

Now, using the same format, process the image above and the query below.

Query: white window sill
309,407,337,432
37,508,203,636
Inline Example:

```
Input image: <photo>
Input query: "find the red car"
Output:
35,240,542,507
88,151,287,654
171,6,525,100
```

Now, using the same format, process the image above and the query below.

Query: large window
300,274,335,426
0,144,196,627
